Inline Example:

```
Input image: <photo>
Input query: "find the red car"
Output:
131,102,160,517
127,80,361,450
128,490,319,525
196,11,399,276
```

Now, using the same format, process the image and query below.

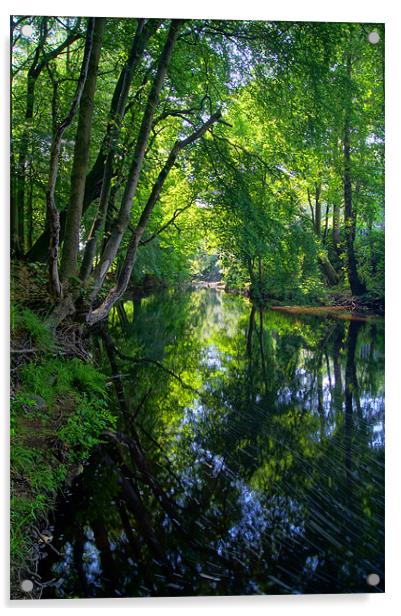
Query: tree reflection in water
39,289,384,597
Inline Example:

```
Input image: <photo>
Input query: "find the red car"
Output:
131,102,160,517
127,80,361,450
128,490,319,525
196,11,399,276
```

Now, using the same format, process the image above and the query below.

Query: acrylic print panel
10,15,384,599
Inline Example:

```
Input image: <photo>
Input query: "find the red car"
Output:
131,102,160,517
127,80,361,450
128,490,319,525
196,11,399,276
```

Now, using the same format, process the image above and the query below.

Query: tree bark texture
25,20,160,264
80,19,160,281
343,51,366,296
332,200,341,253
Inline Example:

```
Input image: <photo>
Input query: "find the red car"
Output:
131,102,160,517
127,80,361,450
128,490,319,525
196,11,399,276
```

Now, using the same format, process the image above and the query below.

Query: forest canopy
11,17,384,323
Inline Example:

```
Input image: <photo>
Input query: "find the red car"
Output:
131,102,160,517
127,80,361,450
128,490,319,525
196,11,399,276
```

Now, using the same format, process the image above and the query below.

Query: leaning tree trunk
318,253,339,286
80,18,161,281
45,20,184,329
309,182,339,285
87,110,222,324
60,17,105,282
25,147,107,262
89,19,184,297
25,20,160,264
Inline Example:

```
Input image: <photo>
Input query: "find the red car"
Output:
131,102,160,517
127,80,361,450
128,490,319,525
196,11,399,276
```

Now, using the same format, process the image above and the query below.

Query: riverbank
269,305,378,322
10,265,117,598
189,279,384,316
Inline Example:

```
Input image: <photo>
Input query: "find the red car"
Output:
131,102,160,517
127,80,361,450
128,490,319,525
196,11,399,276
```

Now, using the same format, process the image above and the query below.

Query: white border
2,1,401,614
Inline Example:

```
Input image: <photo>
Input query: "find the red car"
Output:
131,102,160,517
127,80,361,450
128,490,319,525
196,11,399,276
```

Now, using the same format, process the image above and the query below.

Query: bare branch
140,199,194,246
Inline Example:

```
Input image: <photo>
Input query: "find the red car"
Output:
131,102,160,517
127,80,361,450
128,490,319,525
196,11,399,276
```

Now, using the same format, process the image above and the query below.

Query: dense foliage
10,16,384,596
11,303,115,570
11,17,384,315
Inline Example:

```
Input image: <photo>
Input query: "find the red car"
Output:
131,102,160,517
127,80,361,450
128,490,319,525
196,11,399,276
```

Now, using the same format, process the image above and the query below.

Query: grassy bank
10,273,116,596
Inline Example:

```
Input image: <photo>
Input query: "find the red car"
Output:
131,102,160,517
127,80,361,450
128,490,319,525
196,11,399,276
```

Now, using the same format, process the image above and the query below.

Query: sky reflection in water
40,289,384,598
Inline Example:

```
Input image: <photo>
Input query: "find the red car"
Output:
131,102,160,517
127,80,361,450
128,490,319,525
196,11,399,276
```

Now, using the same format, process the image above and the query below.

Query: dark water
40,289,385,597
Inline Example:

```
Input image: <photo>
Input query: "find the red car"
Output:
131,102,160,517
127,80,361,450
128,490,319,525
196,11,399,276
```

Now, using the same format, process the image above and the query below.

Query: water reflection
40,289,384,597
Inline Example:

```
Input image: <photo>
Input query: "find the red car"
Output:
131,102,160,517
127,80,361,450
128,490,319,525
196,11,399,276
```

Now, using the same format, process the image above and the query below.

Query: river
39,288,385,597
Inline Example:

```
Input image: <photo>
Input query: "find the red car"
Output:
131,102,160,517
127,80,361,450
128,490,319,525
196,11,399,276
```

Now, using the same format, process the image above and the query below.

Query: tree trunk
314,182,321,236
46,18,96,297
332,201,341,253
15,21,48,256
323,202,330,244
46,18,94,297
60,18,105,281
309,182,338,284
25,20,160,264
14,19,81,257
90,20,184,296
80,19,159,281
25,152,106,262
257,256,263,297
343,51,366,296
318,253,339,285
87,109,221,324
307,188,315,228
309,182,338,285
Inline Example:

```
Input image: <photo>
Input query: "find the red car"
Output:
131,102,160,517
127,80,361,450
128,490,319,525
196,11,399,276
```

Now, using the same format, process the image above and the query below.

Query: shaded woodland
11,17,384,317
10,17,384,599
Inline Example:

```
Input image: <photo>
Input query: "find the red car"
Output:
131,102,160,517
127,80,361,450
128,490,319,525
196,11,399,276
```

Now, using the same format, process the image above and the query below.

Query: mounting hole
20,579,34,593
21,25,34,37
367,31,380,44
366,573,380,586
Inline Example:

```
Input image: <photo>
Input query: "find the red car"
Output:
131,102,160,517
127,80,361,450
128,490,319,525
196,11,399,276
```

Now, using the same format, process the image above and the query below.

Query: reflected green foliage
40,289,384,597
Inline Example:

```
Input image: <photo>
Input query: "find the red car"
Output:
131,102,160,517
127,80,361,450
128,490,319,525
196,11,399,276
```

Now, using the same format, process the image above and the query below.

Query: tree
46,18,98,297
11,18,384,324
59,17,105,281
11,17,82,255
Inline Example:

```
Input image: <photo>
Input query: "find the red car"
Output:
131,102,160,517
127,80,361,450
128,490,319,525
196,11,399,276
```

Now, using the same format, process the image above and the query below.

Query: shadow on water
39,288,385,598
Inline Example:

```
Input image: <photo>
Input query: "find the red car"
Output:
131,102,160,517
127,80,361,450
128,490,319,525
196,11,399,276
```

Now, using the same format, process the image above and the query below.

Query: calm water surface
40,289,384,597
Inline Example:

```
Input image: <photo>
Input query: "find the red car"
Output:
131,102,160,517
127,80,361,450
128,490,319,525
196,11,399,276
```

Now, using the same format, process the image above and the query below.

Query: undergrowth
10,302,116,578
